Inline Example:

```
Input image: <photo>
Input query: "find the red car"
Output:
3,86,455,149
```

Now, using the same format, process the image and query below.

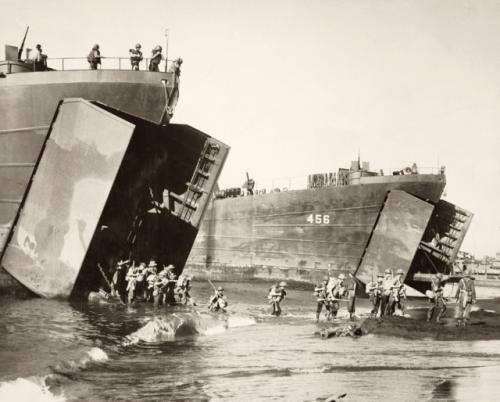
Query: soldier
168,57,183,78
87,44,101,70
387,269,406,316
111,259,128,300
163,265,177,305
366,274,384,318
148,45,163,72
455,265,476,327
314,277,330,322
129,43,143,70
329,273,347,318
176,274,194,305
345,273,357,320
380,269,393,316
146,265,158,303
125,262,140,304
33,44,47,71
427,272,447,323
209,286,228,312
268,281,287,316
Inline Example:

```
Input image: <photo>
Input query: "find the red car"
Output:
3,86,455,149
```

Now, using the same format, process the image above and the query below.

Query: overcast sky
2,0,499,257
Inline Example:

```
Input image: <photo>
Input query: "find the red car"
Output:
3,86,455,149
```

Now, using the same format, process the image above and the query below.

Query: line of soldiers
86,43,183,72
314,273,357,322
365,269,407,318
110,259,193,306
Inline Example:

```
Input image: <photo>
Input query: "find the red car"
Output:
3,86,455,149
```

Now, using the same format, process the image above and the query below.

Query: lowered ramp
0,99,134,298
355,190,435,284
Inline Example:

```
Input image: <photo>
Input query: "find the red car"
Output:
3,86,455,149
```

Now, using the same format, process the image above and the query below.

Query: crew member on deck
129,43,143,70
148,45,163,72
33,44,47,71
455,265,476,327
168,57,183,77
87,44,101,70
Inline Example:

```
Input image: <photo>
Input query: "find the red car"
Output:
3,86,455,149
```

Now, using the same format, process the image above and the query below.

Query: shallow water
1,281,500,401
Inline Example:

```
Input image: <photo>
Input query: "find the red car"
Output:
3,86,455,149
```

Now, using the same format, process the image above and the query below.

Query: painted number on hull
306,214,330,224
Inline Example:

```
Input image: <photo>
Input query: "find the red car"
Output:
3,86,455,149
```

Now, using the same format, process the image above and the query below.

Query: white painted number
307,214,330,224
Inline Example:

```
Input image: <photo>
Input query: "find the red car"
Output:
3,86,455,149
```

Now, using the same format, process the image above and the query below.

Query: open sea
1,281,500,401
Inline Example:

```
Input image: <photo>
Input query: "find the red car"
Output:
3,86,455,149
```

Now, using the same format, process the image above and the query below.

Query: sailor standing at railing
129,43,143,71
87,44,102,70
148,45,163,72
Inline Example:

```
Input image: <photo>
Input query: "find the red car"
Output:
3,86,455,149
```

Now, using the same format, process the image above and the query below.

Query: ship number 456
306,214,330,224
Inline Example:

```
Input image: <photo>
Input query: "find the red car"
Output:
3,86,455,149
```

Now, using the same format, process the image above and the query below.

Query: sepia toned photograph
1,1,499,401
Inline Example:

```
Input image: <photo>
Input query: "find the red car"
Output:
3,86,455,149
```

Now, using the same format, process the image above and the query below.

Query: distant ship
0,36,229,298
185,160,473,294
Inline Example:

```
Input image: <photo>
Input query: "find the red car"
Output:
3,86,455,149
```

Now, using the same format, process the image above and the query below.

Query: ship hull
0,70,228,297
185,174,446,285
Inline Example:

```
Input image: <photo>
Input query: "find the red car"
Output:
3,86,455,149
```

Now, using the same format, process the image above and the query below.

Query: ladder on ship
419,206,473,265
170,140,220,224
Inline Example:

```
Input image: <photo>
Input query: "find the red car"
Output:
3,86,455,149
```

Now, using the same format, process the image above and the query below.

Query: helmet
396,269,404,275
338,273,345,280
217,286,224,291
436,273,443,279
148,260,157,267
135,43,141,49
92,44,99,50
279,281,287,287
384,269,391,275
154,45,162,51
323,276,329,282
177,58,183,64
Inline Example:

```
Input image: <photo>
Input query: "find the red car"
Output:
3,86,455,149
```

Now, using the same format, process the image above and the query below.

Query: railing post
61,58,65,71
119,58,121,70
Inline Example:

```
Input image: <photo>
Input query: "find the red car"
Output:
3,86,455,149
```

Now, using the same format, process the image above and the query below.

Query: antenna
164,28,169,72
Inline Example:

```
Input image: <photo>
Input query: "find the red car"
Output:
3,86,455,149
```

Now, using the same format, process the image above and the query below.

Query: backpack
87,51,94,63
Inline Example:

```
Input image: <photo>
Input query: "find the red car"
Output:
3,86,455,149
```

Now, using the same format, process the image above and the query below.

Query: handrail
2,57,175,72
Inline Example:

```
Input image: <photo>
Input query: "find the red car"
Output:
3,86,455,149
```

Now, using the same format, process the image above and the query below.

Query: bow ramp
355,190,472,294
0,98,229,298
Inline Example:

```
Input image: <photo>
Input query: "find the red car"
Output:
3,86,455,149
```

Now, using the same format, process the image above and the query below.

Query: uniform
88,45,101,70
314,280,330,322
209,287,228,312
268,282,287,316
366,277,383,317
149,46,163,72
344,275,357,319
380,271,393,316
427,275,446,322
455,275,476,326
130,45,143,70
387,273,406,316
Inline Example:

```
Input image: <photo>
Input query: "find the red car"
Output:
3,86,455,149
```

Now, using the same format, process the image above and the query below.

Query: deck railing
6,57,175,72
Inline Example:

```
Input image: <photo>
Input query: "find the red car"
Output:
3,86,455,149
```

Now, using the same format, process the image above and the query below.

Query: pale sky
2,0,499,257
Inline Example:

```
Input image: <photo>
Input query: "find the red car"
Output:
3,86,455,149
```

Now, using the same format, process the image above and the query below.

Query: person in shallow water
427,272,447,323
209,287,228,312
314,277,331,322
386,269,406,316
380,269,393,316
268,281,287,316
455,265,476,327
366,274,384,318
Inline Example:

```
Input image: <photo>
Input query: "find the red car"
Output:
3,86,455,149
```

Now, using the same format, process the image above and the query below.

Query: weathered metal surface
355,190,434,284
1,99,134,298
0,70,174,258
186,177,445,284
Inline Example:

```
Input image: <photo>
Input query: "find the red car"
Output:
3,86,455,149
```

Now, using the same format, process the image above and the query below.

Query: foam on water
0,376,65,402
123,313,256,344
